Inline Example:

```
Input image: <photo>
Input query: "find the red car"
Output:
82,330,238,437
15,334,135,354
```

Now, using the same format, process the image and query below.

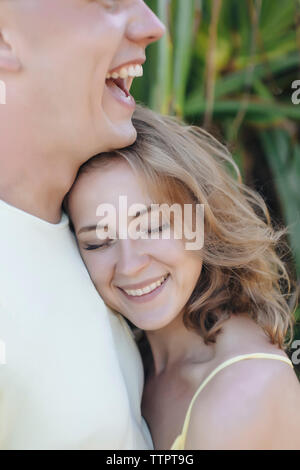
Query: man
0,0,165,449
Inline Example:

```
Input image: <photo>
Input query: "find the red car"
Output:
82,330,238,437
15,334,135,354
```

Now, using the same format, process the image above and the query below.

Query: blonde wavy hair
64,104,296,350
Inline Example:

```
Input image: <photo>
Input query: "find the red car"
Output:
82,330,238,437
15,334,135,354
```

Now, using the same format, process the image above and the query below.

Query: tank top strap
179,352,293,448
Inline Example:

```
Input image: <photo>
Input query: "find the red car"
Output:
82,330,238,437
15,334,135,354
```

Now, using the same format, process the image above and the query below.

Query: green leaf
172,0,196,116
260,130,300,278
184,99,300,121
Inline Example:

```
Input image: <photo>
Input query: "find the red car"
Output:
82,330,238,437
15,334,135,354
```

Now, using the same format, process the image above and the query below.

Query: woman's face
68,159,203,331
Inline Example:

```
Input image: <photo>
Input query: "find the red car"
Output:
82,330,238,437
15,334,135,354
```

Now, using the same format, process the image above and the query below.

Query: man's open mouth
105,64,143,99
105,77,130,98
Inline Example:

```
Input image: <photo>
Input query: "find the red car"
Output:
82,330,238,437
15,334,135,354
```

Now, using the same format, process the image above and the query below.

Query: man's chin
107,121,137,152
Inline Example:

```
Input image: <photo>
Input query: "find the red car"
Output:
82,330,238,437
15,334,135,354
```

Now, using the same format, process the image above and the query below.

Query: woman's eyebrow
77,224,98,235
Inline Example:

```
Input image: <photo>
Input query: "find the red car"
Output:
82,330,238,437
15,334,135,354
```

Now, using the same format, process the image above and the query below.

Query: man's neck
0,158,80,224
0,186,62,223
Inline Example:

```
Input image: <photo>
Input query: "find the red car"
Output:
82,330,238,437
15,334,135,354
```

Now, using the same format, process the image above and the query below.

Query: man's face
2,0,165,159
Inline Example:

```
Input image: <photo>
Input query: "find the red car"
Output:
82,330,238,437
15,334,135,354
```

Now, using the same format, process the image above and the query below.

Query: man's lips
105,77,135,108
103,58,145,107
106,77,130,97
105,58,145,94
107,58,146,76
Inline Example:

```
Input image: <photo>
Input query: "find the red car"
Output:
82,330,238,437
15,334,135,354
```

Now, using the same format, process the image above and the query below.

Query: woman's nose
115,239,150,278
126,1,166,48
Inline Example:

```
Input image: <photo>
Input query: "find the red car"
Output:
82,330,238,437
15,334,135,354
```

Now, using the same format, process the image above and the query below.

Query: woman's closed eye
82,223,171,251
83,239,116,251
147,223,170,234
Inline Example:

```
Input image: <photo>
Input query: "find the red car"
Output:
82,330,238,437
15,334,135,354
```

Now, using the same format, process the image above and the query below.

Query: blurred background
132,0,300,374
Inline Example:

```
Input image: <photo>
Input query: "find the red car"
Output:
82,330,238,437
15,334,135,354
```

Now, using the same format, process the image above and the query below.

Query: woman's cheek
79,251,105,287
150,238,186,264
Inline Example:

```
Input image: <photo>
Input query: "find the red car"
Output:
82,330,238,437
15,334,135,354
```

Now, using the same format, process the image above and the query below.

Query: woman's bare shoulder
184,351,300,449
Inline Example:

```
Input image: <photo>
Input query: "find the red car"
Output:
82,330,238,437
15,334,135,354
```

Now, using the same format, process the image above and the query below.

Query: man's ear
0,31,22,72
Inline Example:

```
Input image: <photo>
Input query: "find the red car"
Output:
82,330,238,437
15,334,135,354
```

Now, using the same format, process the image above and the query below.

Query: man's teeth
122,274,169,297
106,64,143,80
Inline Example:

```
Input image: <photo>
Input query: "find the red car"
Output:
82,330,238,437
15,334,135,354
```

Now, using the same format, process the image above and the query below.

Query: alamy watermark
291,80,300,105
94,196,205,250
291,340,300,366
0,79,6,104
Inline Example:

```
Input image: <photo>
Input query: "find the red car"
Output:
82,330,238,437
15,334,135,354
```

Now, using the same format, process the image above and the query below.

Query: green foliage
133,0,300,348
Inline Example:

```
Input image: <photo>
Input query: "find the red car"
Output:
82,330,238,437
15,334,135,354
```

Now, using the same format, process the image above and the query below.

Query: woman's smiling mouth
117,273,170,303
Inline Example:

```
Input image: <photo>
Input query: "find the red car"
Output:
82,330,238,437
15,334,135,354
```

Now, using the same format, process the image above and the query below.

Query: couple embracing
0,0,299,451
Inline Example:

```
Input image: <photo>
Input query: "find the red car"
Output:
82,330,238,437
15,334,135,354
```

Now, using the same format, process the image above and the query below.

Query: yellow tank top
170,352,293,450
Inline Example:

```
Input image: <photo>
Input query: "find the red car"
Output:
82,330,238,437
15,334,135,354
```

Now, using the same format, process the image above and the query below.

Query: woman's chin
128,315,173,333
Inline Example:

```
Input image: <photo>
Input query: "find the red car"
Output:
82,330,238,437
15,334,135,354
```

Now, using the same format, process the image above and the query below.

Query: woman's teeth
122,274,169,297
106,64,143,80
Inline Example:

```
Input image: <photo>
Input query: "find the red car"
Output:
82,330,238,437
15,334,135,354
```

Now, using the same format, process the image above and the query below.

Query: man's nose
126,0,166,48
115,239,150,278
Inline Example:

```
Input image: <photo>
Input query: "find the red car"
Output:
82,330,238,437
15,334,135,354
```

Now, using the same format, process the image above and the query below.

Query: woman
64,105,300,450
